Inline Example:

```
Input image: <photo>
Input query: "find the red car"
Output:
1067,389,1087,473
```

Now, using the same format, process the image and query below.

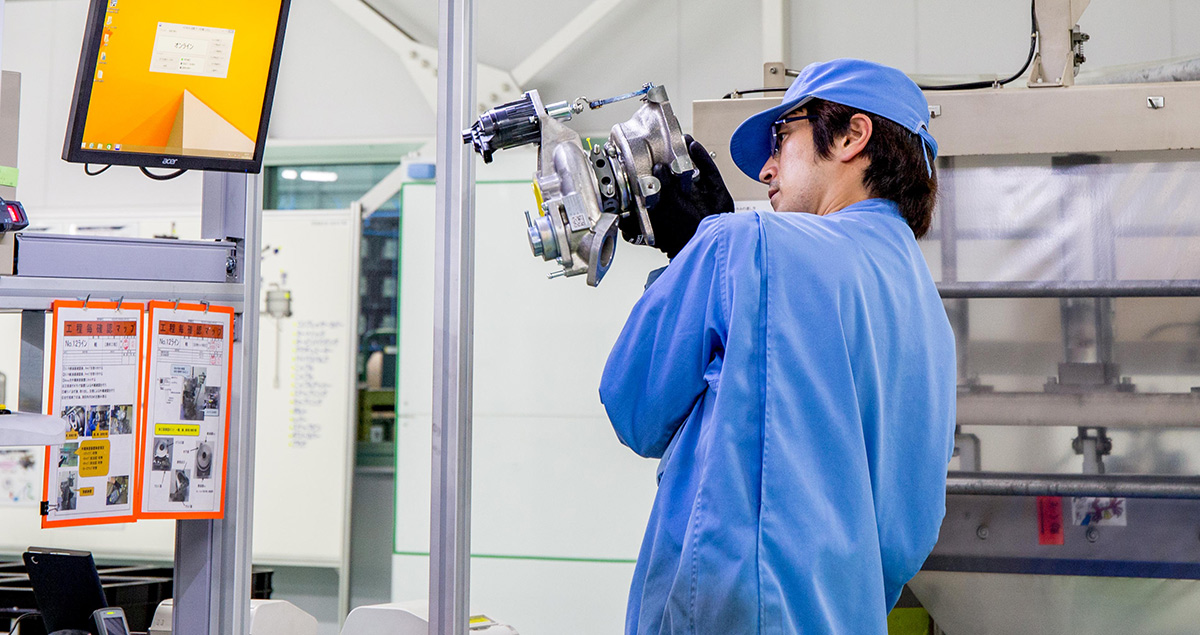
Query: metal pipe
429,0,475,632
1077,56,1200,85
925,224,1200,242
938,280,1200,298
947,471,1200,499
957,391,1200,429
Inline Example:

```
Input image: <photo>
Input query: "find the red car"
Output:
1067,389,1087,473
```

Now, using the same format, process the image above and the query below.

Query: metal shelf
0,276,245,311
1,172,263,635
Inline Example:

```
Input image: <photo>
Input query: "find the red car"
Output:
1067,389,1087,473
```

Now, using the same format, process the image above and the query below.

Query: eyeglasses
769,113,815,157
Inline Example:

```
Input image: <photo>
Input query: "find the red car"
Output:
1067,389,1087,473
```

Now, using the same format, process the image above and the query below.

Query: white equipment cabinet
150,598,319,635
341,601,518,635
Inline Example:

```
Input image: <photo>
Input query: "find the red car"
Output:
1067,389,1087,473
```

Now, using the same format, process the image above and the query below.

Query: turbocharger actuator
463,83,694,286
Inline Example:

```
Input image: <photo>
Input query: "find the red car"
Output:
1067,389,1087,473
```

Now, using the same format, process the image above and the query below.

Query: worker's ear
835,113,872,164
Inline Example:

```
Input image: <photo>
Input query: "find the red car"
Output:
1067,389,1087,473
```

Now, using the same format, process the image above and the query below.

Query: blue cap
729,58,938,180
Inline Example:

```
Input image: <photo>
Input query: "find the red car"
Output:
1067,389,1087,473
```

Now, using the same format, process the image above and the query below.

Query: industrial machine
463,83,694,286
690,1,1200,631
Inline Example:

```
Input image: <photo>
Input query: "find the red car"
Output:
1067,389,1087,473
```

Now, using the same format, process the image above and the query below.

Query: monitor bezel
61,0,292,174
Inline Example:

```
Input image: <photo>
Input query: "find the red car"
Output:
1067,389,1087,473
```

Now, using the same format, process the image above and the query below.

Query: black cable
1142,321,1200,339
722,87,789,99
139,166,188,181
726,1,1038,98
84,163,112,176
9,610,43,634
918,0,1039,91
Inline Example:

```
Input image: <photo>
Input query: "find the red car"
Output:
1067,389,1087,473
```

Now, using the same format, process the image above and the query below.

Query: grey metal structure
429,0,475,633
1,171,263,634
921,146,1200,589
928,494,1200,579
13,234,236,282
688,9,1200,604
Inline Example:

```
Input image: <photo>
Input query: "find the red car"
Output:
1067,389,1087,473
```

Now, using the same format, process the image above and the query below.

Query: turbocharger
463,84,694,286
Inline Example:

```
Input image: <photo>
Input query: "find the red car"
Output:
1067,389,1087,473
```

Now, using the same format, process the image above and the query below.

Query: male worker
600,59,957,634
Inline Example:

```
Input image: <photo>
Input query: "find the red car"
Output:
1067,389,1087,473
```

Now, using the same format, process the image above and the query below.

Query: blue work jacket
600,199,956,635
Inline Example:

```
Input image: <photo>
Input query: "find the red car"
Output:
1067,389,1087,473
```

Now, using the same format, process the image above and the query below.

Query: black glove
619,135,735,259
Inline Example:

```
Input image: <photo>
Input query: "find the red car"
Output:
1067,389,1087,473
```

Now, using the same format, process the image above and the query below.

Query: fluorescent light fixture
280,169,298,180
300,170,338,183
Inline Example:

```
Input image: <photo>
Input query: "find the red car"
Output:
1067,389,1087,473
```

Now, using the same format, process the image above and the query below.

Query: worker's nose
759,158,776,185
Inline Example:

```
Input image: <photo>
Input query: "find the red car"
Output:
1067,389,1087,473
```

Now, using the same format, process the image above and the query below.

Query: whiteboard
252,209,356,566
0,209,356,569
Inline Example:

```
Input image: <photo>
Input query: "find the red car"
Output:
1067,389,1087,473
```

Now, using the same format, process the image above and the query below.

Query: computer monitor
61,0,292,173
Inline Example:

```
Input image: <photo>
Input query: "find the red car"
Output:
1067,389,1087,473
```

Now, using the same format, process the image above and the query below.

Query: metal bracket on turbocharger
463,83,694,287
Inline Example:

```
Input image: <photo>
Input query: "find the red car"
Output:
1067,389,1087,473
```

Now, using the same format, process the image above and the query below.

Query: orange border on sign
42,299,146,528
136,300,235,520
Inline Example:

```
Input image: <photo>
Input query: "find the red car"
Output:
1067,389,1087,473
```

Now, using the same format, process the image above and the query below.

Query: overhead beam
511,0,627,86
328,0,522,112
358,0,436,46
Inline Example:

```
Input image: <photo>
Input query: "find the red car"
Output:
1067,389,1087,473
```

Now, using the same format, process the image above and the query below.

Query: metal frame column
762,0,791,69
429,0,476,632
173,171,263,634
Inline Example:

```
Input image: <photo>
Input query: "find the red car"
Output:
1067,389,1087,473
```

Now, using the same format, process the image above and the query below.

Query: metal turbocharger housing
464,84,694,286
606,84,694,248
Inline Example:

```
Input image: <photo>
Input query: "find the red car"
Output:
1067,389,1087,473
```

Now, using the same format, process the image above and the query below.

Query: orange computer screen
80,0,283,160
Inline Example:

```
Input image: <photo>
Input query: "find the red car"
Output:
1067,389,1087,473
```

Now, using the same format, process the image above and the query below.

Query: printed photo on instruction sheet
42,300,144,527
139,301,233,519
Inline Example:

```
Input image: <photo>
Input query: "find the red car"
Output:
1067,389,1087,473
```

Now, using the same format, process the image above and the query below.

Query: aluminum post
429,0,476,632
174,172,262,634
18,310,44,413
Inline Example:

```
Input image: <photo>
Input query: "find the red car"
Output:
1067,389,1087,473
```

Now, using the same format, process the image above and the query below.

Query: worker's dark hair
806,98,937,239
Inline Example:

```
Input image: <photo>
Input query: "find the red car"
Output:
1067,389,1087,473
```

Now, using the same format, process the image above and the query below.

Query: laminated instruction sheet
43,300,144,527
139,301,233,519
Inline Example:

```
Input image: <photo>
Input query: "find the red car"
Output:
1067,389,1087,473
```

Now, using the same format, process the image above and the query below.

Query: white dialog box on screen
149,22,235,79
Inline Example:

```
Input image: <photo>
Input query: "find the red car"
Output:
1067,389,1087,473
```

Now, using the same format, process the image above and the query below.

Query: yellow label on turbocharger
532,180,545,215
